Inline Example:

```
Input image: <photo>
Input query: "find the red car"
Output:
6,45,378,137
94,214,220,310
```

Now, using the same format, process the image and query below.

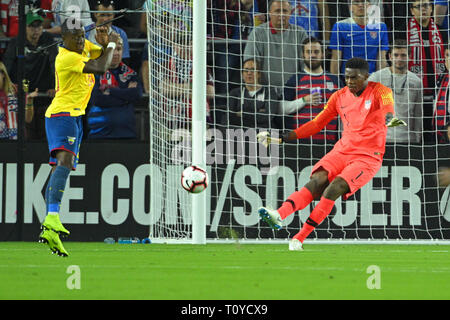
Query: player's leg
292,156,382,248
42,150,73,235
290,177,349,250
43,116,82,235
259,149,343,230
41,151,73,257
40,116,81,256
278,169,329,219
259,170,330,230
260,169,333,230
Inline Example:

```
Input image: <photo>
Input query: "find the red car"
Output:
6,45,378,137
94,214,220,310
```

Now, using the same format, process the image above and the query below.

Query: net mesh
147,0,194,241
147,0,450,242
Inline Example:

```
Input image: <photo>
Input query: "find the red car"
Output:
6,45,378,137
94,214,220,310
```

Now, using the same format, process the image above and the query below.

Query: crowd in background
0,0,448,145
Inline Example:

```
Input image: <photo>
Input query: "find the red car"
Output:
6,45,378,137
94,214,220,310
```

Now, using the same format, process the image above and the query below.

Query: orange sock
278,187,314,219
294,196,335,243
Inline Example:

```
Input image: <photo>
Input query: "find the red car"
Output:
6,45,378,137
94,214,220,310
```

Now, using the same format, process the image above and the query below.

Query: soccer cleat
39,228,57,254
258,207,283,230
42,214,70,236
51,230,69,257
39,228,69,257
289,239,304,251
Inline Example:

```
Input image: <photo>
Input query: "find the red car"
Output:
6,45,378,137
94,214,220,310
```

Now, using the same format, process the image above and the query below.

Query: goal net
147,0,450,243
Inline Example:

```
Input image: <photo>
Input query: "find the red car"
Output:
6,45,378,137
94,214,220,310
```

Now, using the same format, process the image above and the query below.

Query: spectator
141,39,172,95
384,1,409,42
47,0,94,34
209,0,263,101
140,0,191,92
85,0,130,60
0,62,38,140
437,126,450,186
434,0,449,44
243,0,308,98
141,43,150,94
87,35,143,139
329,0,389,77
283,37,341,143
407,0,445,142
159,34,214,128
327,0,385,25
3,10,58,140
288,0,331,41
108,0,146,39
40,0,54,30
0,0,18,38
225,58,280,129
433,46,450,143
140,0,192,35
369,39,423,143
232,0,264,40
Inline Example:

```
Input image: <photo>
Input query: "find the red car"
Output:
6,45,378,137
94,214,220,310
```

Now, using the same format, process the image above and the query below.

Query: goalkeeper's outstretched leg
259,169,329,231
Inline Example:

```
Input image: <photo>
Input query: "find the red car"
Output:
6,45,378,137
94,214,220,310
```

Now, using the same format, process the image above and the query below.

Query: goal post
191,0,208,244
146,0,207,244
147,0,450,244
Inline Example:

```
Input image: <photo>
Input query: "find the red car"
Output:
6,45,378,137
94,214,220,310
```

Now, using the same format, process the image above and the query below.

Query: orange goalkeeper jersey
294,81,395,157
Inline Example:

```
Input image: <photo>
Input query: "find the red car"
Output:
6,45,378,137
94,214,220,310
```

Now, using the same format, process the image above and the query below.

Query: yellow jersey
45,40,103,117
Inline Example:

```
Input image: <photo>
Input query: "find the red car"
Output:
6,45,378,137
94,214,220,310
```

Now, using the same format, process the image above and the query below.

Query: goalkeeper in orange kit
257,57,406,251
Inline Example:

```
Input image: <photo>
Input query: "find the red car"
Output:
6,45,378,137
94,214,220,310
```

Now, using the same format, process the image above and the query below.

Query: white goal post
147,0,450,244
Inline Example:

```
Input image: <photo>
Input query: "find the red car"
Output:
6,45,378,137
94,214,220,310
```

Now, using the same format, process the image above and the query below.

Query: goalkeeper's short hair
345,57,370,74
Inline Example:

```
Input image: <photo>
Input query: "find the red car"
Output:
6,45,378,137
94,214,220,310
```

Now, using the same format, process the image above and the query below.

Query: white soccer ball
181,165,208,194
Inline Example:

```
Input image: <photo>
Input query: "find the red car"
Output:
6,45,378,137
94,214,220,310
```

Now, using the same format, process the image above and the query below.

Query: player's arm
381,88,396,126
378,85,407,127
258,92,338,146
83,31,120,75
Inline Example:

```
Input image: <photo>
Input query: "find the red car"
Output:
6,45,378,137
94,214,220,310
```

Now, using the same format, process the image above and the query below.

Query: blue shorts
45,114,83,170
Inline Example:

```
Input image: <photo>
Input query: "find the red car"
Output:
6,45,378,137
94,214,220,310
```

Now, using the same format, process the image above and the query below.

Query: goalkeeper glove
386,117,407,127
257,131,282,148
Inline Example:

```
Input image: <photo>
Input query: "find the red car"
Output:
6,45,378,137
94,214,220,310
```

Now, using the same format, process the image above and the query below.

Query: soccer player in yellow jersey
39,19,120,256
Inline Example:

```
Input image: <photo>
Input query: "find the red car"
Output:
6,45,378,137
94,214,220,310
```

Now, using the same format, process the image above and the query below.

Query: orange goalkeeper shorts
311,148,383,200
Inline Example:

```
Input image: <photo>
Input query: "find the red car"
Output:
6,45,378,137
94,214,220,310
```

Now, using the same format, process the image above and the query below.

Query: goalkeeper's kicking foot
39,228,69,257
258,207,282,230
289,239,304,251
42,214,70,236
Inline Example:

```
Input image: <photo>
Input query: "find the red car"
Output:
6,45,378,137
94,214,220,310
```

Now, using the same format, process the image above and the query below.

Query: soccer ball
181,165,208,194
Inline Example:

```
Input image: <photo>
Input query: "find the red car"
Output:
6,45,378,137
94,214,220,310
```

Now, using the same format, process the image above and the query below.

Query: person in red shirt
0,0,19,38
258,57,406,251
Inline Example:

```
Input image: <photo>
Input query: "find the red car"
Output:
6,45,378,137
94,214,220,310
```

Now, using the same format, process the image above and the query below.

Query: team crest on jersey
67,136,76,145
364,100,371,110
370,31,378,39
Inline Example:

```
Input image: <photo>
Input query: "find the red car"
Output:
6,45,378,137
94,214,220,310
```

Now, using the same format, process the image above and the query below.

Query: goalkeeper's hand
386,117,407,127
386,113,407,128
257,131,282,148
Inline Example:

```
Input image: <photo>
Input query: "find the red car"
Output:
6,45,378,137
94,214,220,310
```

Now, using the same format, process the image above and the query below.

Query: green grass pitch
1,242,450,300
